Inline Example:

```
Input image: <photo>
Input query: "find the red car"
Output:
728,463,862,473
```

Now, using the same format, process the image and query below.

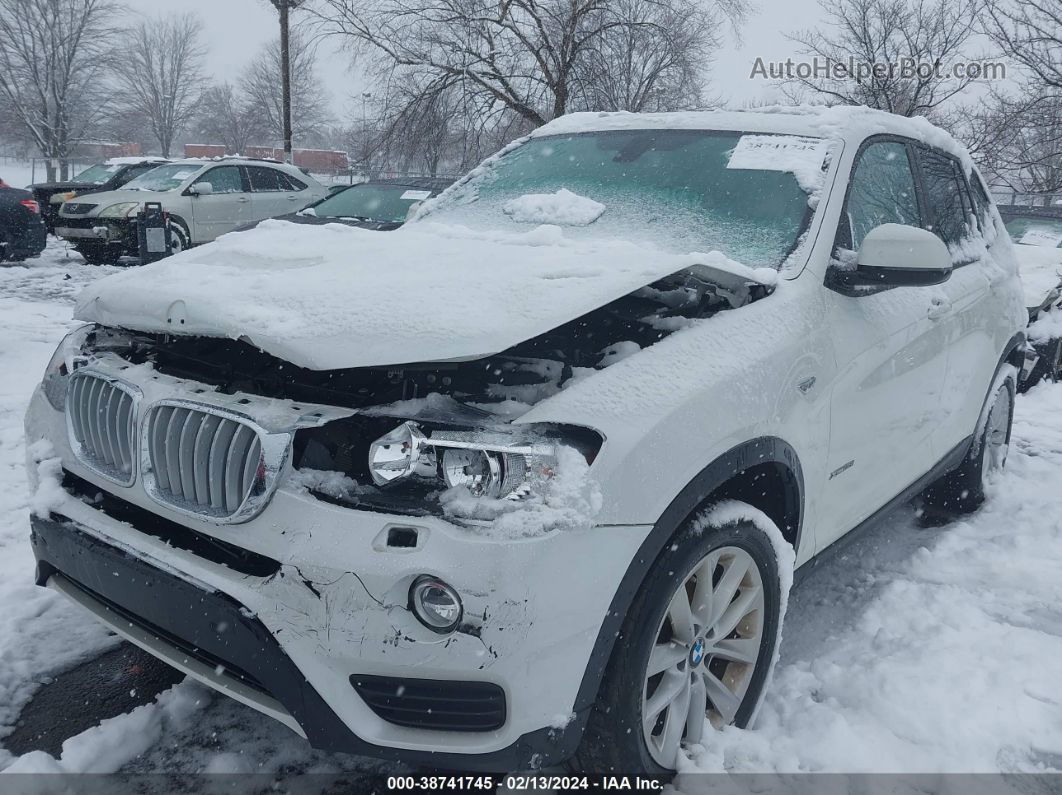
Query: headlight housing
97,202,140,219
41,325,94,410
367,421,559,501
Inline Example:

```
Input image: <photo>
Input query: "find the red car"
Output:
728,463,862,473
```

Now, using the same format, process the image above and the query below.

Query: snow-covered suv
54,157,327,264
25,107,1027,774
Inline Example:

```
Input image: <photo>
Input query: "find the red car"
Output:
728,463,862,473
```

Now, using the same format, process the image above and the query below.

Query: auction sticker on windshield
727,134,828,172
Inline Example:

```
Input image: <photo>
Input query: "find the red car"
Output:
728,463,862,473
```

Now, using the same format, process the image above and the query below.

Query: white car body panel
26,107,1028,765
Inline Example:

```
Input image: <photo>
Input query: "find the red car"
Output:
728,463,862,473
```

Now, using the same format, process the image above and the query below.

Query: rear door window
247,166,285,192
916,147,972,246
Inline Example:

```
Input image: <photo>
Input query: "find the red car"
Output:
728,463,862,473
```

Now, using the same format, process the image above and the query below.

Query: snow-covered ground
1,241,1061,782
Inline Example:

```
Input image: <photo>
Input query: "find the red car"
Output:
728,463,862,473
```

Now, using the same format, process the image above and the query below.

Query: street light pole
269,0,305,164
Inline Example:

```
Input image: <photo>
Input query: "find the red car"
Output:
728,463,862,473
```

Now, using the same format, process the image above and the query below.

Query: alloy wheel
641,545,764,768
981,384,1012,483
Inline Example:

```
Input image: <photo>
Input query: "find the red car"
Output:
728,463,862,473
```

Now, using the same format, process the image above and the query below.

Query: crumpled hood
74,219,756,370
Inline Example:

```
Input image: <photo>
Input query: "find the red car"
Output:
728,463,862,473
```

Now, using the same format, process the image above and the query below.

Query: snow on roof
103,156,169,166
533,105,975,170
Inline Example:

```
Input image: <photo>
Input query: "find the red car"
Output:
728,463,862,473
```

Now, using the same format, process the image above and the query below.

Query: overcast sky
147,0,825,120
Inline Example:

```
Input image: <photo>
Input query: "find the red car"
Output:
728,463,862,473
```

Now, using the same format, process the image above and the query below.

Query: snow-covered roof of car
532,105,974,169
103,156,169,166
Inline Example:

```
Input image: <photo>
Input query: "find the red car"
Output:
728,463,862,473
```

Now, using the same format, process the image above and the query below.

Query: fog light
409,575,463,633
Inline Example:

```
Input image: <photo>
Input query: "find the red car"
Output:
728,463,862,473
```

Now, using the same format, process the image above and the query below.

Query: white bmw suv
54,157,328,264
25,107,1026,774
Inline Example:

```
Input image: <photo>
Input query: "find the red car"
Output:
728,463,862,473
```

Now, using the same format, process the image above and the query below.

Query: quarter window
842,141,922,250
917,147,971,245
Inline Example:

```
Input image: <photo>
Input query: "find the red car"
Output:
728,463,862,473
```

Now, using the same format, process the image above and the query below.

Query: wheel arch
569,437,803,720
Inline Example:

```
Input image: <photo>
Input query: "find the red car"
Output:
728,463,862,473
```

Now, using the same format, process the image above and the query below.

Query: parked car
54,158,328,264
26,108,1027,775
999,205,1062,387
0,178,47,262
288,177,455,230
29,157,170,234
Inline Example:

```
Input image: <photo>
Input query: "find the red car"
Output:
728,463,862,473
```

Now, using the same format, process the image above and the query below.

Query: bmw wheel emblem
690,639,705,667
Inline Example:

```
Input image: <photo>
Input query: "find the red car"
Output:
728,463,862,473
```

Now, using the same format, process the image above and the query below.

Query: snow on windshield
423,129,826,268
503,188,606,226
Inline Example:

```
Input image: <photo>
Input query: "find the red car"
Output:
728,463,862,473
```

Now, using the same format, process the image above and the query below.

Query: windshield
73,163,122,185
424,130,826,267
311,183,438,223
1004,215,1062,248
122,163,201,192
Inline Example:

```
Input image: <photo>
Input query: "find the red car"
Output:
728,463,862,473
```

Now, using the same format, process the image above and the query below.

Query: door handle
286,195,299,200
927,297,952,320
237,197,250,204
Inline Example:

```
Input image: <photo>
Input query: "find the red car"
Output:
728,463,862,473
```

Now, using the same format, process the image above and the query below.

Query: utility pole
269,0,305,164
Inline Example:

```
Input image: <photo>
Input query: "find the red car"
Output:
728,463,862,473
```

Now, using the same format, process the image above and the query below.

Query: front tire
572,505,784,774
922,368,1015,515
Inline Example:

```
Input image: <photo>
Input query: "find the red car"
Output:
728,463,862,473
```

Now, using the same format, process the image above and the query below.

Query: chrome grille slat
146,403,269,519
66,373,137,485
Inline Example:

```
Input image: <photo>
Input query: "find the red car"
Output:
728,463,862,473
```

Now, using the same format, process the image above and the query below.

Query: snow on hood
74,219,769,370
1013,244,1062,309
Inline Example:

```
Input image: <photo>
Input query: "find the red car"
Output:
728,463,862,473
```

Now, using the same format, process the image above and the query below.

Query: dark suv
29,158,169,233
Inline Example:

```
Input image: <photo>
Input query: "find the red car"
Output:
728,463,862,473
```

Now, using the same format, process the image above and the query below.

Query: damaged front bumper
24,370,651,769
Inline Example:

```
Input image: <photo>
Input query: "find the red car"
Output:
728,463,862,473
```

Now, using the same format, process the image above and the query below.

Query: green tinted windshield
427,130,822,266
73,163,122,185
311,183,435,223
1004,215,1062,248
122,163,202,192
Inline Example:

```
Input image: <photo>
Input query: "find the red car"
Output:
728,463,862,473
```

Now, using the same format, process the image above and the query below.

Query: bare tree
0,0,121,179
193,83,267,154
310,0,747,127
785,0,984,118
242,30,332,147
982,0,1061,91
116,13,207,157
964,90,1062,197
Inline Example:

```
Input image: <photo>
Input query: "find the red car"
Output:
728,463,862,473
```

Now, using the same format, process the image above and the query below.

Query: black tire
571,506,783,775
74,244,115,265
922,369,1016,516
167,220,189,256
1019,338,1061,392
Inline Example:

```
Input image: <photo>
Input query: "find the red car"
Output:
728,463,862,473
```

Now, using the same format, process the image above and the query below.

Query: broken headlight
368,421,559,500
41,324,94,411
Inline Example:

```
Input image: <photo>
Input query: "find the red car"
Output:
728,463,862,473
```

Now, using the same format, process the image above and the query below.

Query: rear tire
571,505,784,775
922,368,1015,516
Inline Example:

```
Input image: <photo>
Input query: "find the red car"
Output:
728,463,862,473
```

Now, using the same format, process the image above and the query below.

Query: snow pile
288,468,364,502
1027,307,1062,343
502,189,606,226
439,445,602,537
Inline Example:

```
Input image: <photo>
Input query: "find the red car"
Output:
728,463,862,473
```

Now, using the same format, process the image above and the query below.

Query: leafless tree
964,90,1062,197
310,0,747,127
573,0,724,112
0,0,122,179
242,30,332,147
193,83,267,155
982,0,1061,91
116,13,208,157
785,0,985,118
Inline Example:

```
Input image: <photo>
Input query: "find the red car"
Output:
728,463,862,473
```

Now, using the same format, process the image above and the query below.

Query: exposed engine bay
82,264,772,518
90,264,771,415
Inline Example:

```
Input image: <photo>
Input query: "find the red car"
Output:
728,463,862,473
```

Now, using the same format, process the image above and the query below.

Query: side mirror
189,182,213,196
829,223,952,294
